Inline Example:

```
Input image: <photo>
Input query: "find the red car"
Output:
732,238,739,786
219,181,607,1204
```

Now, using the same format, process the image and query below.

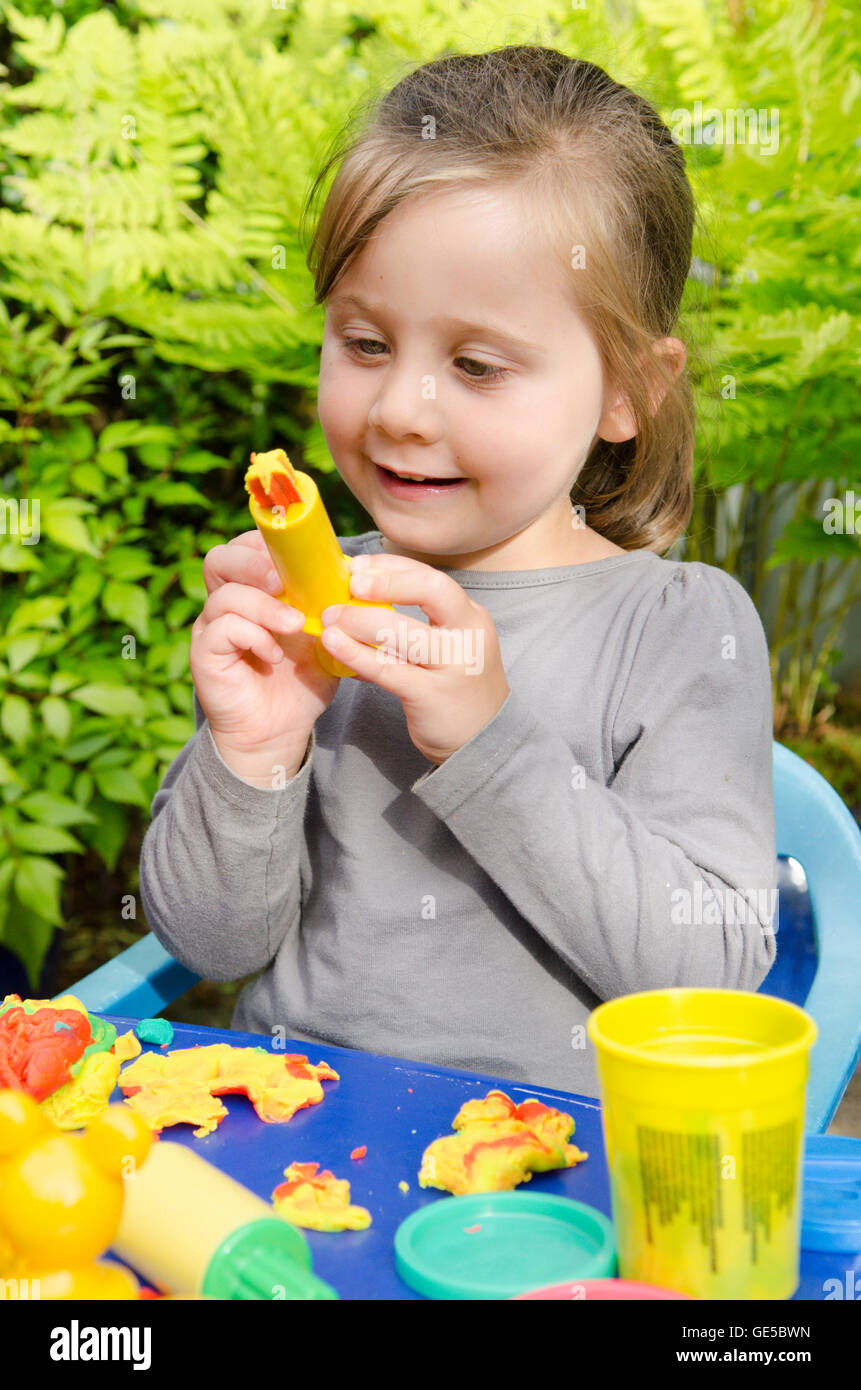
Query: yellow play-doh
418,1089,588,1195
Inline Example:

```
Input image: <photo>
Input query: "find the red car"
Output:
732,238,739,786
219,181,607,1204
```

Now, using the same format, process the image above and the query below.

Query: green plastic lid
395,1193,616,1300
203,1218,339,1301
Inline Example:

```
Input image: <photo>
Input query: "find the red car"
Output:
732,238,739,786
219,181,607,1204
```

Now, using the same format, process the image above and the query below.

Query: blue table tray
99,1016,860,1301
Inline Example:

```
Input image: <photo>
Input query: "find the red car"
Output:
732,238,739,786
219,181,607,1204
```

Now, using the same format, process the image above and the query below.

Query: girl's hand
320,554,511,766
190,530,340,781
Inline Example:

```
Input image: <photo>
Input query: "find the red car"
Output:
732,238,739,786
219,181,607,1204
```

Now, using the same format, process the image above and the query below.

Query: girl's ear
597,336,687,443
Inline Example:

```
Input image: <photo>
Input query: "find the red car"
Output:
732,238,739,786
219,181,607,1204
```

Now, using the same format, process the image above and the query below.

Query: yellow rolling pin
245,448,394,679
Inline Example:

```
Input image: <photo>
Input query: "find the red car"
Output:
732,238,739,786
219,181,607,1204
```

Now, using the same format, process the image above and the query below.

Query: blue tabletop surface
100,1015,860,1302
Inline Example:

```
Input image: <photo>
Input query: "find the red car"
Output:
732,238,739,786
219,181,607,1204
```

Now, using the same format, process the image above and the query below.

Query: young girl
140,46,777,1098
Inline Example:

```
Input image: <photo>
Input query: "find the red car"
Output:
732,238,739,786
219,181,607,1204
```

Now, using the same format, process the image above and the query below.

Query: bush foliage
0,0,858,982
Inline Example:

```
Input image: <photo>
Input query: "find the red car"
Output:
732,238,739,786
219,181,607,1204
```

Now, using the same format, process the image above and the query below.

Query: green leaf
175,449,232,474
80,800,128,872
13,670,48,692
4,633,44,673
1,694,32,749
0,857,16,939
144,481,209,507
40,695,72,742
16,791,97,827
66,570,103,610
92,767,149,808
57,421,96,461
73,771,93,805
64,732,115,761
6,596,66,635
97,449,128,480
0,754,25,788
89,748,132,769
2,898,59,988
69,683,147,718
14,855,64,926
766,517,861,570
97,547,156,582
148,716,195,743
49,671,85,695
179,558,206,601
70,463,108,497
101,580,150,638
10,824,84,853
0,541,41,573
98,421,180,452
42,501,101,556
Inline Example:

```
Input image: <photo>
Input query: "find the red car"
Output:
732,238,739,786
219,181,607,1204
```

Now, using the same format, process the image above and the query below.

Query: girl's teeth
394,472,426,481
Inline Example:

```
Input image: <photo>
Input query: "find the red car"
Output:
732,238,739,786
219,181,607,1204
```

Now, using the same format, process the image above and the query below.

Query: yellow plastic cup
586,989,818,1300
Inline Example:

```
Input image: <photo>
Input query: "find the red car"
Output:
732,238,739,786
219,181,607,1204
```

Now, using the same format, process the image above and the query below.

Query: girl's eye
341,337,509,384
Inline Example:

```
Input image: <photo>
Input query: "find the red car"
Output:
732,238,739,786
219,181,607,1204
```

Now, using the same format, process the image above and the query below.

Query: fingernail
350,574,372,595
351,554,370,571
321,604,344,624
265,572,283,593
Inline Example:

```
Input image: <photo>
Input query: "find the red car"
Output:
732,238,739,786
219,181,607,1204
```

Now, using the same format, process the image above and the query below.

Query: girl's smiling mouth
372,460,469,498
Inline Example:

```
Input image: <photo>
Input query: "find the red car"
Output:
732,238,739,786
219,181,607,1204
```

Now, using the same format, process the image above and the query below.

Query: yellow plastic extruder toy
0,1089,152,1299
245,448,394,679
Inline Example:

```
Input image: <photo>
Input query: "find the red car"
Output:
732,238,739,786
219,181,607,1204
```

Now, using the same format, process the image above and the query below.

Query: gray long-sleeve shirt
138,530,778,1098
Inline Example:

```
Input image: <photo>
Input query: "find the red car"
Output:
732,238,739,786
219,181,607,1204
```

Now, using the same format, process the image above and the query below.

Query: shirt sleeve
136,529,374,983
138,686,314,980
410,561,778,1000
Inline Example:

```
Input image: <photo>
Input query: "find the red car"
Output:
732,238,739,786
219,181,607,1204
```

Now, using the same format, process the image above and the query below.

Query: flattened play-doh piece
272,1162,372,1232
119,1043,340,1138
418,1088,588,1195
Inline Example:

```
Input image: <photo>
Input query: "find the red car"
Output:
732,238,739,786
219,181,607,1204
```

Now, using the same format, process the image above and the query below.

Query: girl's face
317,187,637,570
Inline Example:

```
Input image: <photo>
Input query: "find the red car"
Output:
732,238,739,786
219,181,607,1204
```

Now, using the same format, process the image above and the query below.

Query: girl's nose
367,362,443,443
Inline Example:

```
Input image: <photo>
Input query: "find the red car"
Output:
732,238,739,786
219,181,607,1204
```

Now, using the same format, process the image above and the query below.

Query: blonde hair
301,45,697,552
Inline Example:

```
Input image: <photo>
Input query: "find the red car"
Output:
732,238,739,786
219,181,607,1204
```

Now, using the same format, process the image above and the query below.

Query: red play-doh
0,1004,92,1101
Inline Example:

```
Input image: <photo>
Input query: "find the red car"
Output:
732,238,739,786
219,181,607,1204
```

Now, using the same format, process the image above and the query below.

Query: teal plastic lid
395,1193,616,1300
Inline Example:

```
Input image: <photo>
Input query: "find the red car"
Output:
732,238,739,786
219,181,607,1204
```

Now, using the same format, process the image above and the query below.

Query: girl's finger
347,563,472,629
201,582,304,632
202,612,286,667
319,623,424,694
325,604,430,663
203,543,286,599
329,604,484,674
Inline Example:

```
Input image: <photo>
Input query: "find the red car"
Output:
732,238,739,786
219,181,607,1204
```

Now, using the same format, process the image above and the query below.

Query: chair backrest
770,742,861,1133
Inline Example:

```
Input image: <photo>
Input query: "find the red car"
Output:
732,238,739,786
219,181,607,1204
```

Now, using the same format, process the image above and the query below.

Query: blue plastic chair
65,742,861,1133
766,744,861,1132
